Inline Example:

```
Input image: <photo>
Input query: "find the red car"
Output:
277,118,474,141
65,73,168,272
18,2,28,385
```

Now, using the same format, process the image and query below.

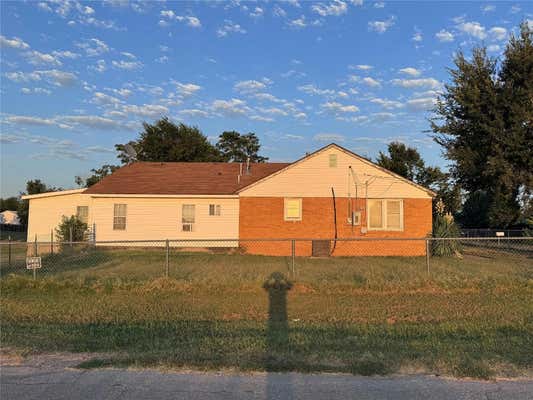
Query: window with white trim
209,204,221,216
182,204,195,231
113,204,127,230
284,198,302,221
367,199,403,230
77,206,88,224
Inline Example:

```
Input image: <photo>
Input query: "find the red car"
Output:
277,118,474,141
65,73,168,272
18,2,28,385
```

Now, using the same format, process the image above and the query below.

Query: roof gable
238,143,435,198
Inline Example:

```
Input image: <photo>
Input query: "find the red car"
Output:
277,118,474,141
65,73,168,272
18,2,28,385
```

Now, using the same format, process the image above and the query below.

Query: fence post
92,223,96,246
33,234,38,280
291,239,296,277
50,229,54,255
69,227,73,248
8,235,12,267
425,238,430,277
165,239,170,278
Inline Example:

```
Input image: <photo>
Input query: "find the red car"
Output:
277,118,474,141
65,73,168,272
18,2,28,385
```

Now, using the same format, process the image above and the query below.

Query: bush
432,199,462,257
55,215,88,243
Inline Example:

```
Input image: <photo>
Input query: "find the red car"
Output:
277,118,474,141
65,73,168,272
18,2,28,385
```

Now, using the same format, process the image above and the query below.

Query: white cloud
398,67,421,77
155,55,169,63
435,29,454,42
457,21,486,39
121,104,169,117
374,2,385,8
212,98,250,117
52,50,80,59
21,87,52,95
273,5,287,18
392,78,441,90
287,15,322,28
510,5,521,14
178,109,210,118
370,97,403,110
250,7,264,18
489,27,507,41
362,77,381,87
92,92,123,106
487,44,501,52
311,1,348,17
249,115,274,122
298,84,335,96
89,59,107,73
482,5,495,13
60,115,128,130
313,133,345,142
176,15,202,28
174,82,202,96
111,60,143,70
350,64,373,71
76,38,110,56
5,115,58,127
406,97,436,111
234,80,268,93
217,20,246,37
0,35,30,49
12,69,78,87
368,16,396,33
321,101,359,114
24,50,62,66
412,31,423,42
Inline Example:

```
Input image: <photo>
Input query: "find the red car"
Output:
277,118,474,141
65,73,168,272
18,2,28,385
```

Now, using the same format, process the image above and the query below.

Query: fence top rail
0,237,531,246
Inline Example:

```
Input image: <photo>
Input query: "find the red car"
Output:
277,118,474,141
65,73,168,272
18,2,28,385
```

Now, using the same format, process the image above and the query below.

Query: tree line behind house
1,23,531,232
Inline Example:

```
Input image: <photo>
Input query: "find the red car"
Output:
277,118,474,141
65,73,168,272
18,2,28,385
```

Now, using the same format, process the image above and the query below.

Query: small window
284,198,302,221
182,204,195,231
77,206,88,224
113,204,127,230
329,153,337,168
209,204,221,216
367,199,403,231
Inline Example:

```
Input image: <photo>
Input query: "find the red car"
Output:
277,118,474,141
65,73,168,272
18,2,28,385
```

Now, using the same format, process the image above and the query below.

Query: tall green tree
430,27,533,227
115,118,221,163
0,197,20,212
75,164,120,188
216,131,268,162
17,180,59,225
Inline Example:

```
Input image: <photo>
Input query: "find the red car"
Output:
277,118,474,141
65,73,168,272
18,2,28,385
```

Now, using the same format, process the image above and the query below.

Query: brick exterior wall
239,197,432,256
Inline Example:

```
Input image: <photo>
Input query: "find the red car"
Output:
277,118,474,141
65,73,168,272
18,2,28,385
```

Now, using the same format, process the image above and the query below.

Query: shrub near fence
0,237,531,281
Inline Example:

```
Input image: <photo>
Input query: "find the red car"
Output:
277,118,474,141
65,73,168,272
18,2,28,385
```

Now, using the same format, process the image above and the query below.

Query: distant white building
0,210,21,225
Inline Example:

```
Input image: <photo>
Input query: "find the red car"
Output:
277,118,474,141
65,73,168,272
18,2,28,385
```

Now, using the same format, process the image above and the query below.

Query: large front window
77,206,88,224
284,198,302,221
367,199,403,230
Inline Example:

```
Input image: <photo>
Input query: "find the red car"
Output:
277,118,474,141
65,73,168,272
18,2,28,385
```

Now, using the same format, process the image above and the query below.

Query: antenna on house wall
123,143,137,163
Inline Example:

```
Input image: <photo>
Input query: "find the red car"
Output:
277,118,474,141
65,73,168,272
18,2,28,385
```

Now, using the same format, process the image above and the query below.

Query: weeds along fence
0,237,531,281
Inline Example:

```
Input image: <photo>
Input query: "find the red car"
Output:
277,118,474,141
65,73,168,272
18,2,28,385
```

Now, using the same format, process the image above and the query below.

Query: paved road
1,353,532,400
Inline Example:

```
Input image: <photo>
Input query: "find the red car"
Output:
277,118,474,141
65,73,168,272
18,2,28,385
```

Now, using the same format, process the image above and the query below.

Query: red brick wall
239,197,432,256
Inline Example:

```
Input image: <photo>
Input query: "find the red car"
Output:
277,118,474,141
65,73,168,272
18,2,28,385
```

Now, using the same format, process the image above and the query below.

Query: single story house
23,143,435,256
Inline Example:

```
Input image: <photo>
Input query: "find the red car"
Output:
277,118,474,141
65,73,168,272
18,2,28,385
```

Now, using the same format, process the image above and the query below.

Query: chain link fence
0,237,531,281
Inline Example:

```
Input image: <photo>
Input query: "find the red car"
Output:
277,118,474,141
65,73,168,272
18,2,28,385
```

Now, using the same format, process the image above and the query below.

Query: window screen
386,200,402,230
284,198,302,221
113,204,127,230
182,204,195,231
77,206,88,224
368,200,383,229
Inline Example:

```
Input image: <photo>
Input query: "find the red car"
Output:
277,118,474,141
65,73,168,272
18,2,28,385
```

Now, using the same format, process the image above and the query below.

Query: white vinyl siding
182,204,195,231
113,204,127,230
209,204,221,216
76,206,89,224
284,198,302,221
367,199,403,231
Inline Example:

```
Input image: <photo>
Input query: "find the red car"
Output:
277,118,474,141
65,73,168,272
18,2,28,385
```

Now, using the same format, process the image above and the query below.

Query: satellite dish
123,143,137,162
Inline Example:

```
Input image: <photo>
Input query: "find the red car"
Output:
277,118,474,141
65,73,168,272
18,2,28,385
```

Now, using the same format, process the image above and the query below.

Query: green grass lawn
1,245,532,379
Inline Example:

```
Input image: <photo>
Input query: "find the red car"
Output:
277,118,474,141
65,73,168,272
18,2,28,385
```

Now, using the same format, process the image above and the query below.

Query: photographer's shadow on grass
263,271,294,399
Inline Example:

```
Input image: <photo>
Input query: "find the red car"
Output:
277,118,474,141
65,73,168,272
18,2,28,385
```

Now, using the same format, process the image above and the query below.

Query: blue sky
1,1,532,196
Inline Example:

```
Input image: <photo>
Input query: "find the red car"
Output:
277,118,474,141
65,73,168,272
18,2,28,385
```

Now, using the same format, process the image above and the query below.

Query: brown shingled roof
83,162,291,195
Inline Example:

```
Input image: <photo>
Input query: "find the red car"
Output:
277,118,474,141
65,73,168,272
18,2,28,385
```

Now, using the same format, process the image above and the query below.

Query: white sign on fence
26,257,42,270
495,232,505,237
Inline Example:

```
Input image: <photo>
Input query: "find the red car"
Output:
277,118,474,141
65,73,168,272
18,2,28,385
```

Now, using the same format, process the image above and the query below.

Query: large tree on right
431,23,533,228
